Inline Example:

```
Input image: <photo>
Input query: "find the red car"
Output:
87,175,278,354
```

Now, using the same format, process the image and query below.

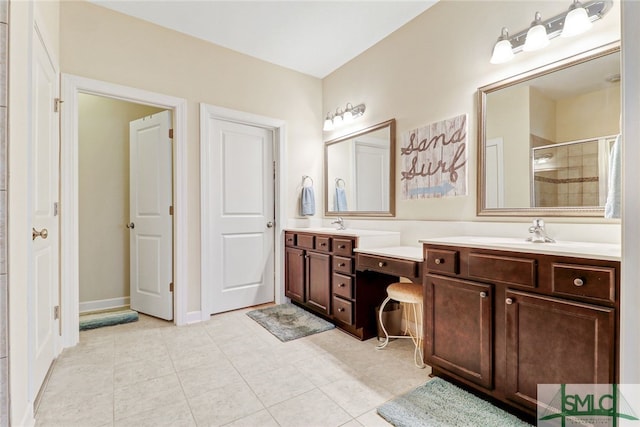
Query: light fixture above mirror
489,0,612,64
323,103,366,131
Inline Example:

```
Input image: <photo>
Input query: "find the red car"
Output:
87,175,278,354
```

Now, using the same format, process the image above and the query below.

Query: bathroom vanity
421,237,620,416
283,228,422,339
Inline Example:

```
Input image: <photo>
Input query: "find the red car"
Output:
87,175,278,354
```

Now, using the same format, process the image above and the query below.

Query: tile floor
35,305,432,427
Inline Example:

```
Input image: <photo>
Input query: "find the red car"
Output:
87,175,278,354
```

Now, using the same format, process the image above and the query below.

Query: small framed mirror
478,42,620,216
325,119,396,217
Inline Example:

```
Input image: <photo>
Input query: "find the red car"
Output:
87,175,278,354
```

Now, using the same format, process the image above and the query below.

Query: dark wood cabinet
424,274,493,389
306,251,331,315
423,243,619,417
505,289,615,410
284,247,305,303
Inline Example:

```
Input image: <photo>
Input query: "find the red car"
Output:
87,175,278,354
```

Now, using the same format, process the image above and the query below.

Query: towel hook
302,175,313,187
335,178,346,188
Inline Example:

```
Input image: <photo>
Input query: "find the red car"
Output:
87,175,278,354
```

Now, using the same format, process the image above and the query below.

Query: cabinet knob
338,307,345,312
480,292,487,298
338,263,346,267
434,258,444,265
573,278,585,287
338,283,345,287
506,298,514,305
338,245,346,249
320,242,326,246
378,262,385,267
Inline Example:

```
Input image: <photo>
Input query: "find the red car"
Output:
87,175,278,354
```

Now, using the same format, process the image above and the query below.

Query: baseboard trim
186,311,204,324
79,297,130,314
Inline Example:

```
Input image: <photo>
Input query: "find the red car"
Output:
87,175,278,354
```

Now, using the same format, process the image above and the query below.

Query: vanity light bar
493,0,612,57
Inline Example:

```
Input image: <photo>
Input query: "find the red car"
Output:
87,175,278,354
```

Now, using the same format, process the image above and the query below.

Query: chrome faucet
331,217,345,230
526,218,555,243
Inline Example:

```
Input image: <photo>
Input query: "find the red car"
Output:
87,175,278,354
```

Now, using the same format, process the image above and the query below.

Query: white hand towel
605,134,621,219
335,187,348,211
301,186,315,216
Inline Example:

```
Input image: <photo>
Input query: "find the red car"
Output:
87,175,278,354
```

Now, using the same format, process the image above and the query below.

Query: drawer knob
480,292,487,298
573,278,585,287
434,258,444,265
378,261,385,267
338,307,345,312
338,245,346,249
320,242,326,246
506,298,514,305
338,283,345,288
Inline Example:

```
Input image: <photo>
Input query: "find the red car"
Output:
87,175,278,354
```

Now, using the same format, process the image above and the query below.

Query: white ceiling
90,1,437,78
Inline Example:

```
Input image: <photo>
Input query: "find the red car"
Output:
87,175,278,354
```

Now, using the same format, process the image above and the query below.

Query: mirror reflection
479,44,620,216
325,119,395,216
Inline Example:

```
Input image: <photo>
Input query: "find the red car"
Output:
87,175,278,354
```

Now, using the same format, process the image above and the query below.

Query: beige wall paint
556,85,621,142
529,87,557,143
60,1,323,312
8,1,60,423
78,94,163,306
322,0,620,221
486,85,531,208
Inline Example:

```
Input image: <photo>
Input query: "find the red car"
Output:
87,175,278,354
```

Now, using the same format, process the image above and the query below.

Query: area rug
377,377,532,427
79,309,139,331
246,303,335,342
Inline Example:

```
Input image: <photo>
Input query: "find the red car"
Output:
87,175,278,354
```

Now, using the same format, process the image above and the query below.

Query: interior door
354,141,389,211
208,119,275,314
30,28,60,398
485,137,504,208
129,111,173,320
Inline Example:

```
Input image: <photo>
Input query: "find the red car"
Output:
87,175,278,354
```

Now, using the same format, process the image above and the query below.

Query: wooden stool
376,282,425,368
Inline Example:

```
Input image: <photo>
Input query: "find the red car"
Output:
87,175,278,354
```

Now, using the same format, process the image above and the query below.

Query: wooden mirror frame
324,119,396,217
477,42,620,217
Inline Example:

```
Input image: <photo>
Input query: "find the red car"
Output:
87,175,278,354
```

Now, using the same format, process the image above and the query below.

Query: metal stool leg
412,302,425,368
376,296,392,350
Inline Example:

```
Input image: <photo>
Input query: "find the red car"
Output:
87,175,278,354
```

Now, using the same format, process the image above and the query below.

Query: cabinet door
425,274,493,389
505,290,615,411
285,247,305,303
306,251,331,315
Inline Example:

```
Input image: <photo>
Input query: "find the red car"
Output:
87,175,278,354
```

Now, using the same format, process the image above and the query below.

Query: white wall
78,94,163,308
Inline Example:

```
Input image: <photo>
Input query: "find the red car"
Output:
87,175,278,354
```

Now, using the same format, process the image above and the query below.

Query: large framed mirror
325,119,396,217
478,42,620,217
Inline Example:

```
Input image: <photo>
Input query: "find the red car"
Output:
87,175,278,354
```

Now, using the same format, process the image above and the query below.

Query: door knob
126,222,135,229
32,227,49,241
266,221,274,228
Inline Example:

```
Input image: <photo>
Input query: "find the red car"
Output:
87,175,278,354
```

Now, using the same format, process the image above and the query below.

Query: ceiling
90,1,437,78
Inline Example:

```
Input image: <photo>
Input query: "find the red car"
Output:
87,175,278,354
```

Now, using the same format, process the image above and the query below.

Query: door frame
199,104,286,320
60,74,188,347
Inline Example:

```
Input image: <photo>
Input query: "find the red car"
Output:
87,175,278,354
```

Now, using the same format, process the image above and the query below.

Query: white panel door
207,120,274,313
129,111,173,320
355,142,389,211
485,137,505,208
30,29,59,399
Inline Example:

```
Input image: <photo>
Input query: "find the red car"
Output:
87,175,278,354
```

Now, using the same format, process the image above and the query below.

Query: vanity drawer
468,252,537,288
551,263,616,304
334,238,354,257
332,296,354,325
285,232,296,247
425,248,459,275
357,254,418,278
297,234,315,250
333,256,353,275
315,236,332,252
333,273,353,299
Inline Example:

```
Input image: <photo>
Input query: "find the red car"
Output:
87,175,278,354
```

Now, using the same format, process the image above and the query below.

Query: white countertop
354,246,424,262
285,227,399,237
419,236,621,261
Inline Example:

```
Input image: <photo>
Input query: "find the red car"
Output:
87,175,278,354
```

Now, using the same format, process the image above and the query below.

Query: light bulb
523,12,549,52
561,1,592,38
323,115,334,131
490,28,514,64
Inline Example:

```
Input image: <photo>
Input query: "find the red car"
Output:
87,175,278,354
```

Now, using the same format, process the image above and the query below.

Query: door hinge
169,128,174,139
169,205,174,216
53,202,59,216
54,98,64,113
169,282,174,292
53,305,60,320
